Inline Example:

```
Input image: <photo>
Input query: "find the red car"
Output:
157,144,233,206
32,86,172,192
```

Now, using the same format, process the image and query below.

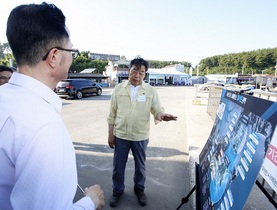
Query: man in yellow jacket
107,57,177,207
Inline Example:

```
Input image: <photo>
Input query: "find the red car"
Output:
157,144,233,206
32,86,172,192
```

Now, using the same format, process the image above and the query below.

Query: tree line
0,42,191,74
1,42,276,76
198,48,277,76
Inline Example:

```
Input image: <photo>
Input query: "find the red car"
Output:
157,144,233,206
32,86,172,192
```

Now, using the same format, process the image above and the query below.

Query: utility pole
275,60,277,80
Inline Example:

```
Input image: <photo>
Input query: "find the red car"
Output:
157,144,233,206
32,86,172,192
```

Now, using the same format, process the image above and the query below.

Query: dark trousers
112,137,149,193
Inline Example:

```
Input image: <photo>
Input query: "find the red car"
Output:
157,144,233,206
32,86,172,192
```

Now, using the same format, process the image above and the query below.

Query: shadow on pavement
73,142,189,157
73,142,191,210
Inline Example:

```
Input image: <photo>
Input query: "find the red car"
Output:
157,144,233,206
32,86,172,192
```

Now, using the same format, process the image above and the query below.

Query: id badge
137,95,146,102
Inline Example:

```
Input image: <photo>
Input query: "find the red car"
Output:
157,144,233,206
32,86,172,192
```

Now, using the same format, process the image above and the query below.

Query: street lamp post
275,60,277,80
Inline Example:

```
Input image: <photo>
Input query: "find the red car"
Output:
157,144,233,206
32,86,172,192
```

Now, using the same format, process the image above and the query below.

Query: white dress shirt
0,73,95,210
130,84,140,103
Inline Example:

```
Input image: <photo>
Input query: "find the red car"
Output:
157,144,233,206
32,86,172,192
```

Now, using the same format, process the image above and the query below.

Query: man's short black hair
0,65,14,73
130,57,149,72
6,2,68,67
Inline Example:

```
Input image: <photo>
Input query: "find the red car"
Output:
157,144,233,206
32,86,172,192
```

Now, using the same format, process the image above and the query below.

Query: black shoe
109,192,123,207
134,186,147,206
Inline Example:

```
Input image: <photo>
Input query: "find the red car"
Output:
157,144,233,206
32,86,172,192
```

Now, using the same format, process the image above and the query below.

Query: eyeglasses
130,69,145,76
42,46,80,60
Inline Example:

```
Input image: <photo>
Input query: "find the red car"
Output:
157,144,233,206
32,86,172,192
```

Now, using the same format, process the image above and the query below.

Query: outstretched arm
156,112,177,121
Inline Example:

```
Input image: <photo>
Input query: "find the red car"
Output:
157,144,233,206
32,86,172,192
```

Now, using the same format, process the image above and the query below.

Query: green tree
198,47,277,76
70,52,108,73
0,42,15,66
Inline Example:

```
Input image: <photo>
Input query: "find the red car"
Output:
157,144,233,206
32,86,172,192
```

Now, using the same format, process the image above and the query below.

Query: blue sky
1,0,277,65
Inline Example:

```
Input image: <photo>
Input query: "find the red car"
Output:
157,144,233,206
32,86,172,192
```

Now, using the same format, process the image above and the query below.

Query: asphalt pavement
60,86,276,210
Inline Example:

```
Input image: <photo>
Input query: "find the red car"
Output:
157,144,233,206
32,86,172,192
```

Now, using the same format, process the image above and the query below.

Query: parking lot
59,85,277,210
61,86,191,210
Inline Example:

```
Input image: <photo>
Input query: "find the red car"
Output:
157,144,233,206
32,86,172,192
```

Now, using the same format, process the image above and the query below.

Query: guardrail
251,89,277,102
207,86,277,121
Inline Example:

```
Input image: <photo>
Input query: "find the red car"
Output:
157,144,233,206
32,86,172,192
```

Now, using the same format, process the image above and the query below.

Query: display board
198,89,277,210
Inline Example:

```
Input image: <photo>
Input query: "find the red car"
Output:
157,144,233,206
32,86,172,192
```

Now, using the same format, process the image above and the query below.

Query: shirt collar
9,72,62,113
123,80,148,90
130,84,140,89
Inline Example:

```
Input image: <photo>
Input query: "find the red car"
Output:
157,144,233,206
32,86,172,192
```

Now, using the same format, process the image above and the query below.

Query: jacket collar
122,80,148,90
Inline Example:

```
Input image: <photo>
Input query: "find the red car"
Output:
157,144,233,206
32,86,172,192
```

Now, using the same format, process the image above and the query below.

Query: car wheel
76,91,83,99
97,89,102,96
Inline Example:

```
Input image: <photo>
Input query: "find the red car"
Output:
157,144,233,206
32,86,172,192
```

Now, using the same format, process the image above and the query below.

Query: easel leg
176,185,196,210
255,180,277,209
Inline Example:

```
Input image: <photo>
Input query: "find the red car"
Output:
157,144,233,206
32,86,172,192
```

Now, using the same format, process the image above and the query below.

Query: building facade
89,53,120,61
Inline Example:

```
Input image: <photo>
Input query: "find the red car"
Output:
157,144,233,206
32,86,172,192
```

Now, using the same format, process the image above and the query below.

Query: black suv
55,79,102,99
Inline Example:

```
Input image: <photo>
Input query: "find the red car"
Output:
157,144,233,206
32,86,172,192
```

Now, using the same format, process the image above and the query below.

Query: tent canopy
148,67,189,76
80,68,96,73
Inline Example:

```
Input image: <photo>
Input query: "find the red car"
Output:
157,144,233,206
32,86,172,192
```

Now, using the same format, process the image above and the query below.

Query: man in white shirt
0,3,104,210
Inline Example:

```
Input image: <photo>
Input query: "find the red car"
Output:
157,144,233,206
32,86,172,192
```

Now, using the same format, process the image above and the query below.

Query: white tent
148,68,189,76
80,68,96,73
147,67,190,85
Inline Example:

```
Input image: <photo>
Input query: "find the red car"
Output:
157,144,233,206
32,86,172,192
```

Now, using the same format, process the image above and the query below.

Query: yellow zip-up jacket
107,80,164,141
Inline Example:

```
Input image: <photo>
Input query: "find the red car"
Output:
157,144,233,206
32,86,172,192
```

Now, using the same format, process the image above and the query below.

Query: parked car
55,79,102,99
